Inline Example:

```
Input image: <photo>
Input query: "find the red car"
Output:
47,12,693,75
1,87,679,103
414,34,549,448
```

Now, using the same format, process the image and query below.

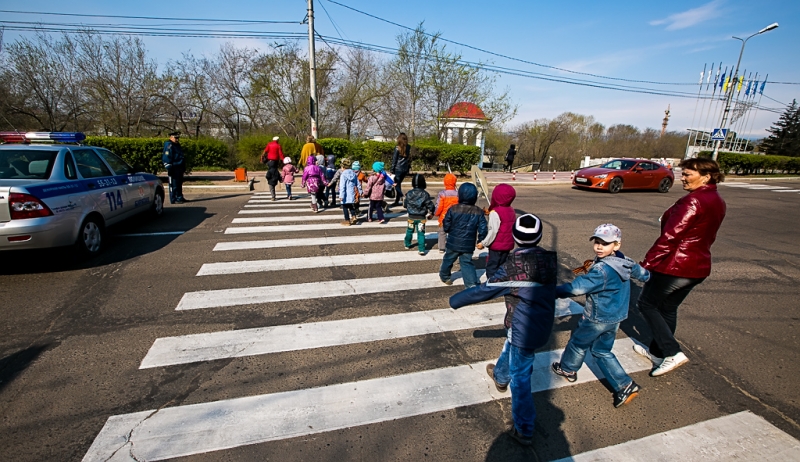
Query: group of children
273,155,653,446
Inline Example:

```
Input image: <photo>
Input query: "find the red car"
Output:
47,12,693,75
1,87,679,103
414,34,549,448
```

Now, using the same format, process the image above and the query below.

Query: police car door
70,148,127,223
94,148,146,217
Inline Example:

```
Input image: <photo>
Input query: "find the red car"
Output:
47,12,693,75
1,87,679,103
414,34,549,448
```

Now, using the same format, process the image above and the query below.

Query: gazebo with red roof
441,102,491,168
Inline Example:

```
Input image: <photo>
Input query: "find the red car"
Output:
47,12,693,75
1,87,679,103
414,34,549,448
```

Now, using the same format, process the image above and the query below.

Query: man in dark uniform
504,144,516,172
163,131,186,204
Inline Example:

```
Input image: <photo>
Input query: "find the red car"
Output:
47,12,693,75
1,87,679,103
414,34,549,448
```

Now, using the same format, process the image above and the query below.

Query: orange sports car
572,159,674,194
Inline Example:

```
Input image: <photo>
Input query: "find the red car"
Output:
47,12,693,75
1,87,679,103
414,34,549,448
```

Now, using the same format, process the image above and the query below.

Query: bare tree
333,48,383,140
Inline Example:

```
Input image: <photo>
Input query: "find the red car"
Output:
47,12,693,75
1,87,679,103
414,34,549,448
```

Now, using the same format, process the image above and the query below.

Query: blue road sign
711,128,728,141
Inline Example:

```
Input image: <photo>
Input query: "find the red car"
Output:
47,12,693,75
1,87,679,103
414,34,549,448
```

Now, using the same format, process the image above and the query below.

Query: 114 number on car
105,190,123,211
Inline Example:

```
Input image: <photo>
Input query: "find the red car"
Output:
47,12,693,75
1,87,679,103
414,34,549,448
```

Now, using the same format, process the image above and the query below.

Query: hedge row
235,136,480,172
85,136,229,174
698,151,800,175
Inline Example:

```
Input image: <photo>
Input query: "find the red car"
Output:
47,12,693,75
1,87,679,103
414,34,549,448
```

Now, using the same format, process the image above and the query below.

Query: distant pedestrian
162,131,186,204
634,158,726,377
281,157,298,200
338,158,362,226
439,183,488,288
504,144,516,172
433,173,459,253
265,159,281,201
403,173,435,254
551,224,650,408
364,162,387,223
300,135,318,167
478,184,517,279
449,213,557,447
262,136,284,171
388,133,412,210
324,154,337,207
301,156,328,213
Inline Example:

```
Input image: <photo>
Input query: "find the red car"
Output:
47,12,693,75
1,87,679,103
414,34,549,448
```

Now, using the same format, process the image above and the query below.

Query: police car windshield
0,150,57,180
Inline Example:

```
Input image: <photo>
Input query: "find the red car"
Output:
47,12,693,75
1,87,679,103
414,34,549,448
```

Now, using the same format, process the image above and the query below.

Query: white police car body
0,132,165,255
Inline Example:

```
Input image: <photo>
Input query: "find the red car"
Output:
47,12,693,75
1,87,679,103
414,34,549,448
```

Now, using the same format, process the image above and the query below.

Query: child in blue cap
364,161,388,223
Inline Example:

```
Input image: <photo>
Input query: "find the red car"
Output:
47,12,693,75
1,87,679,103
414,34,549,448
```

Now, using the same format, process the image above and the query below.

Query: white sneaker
650,352,689,377
633,344,663,366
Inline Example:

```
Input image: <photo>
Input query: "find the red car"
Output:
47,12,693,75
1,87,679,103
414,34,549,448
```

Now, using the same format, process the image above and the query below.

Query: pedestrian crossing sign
711,128,728,141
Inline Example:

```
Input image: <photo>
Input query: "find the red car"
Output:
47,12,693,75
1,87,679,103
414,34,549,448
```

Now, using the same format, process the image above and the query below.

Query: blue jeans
560,317,631,392
439,248,478,287
493,330,536,438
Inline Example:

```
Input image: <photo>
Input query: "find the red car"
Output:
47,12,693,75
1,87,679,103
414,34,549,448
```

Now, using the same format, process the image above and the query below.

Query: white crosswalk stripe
721,182,800,193
231,212,407,224
141,300,584,368
84,192,796,461
225,220,437,234
85,338,649,462
197,248,482,275
214,232,438,251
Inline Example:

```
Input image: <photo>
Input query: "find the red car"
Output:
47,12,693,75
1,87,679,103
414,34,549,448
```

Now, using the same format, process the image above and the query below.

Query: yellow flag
737,75,744,92
723,76,730,92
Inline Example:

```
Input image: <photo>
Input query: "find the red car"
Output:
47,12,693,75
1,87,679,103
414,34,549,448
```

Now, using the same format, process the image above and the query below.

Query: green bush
236,135,303,170
361,140,396,166
414,141,480,173
698,151,800,175
318,138,365,165
85,136,230,173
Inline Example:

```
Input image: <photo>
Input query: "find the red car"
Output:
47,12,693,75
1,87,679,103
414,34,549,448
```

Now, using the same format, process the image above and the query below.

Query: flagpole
713,23,779,160
685,63,707,158
733,71,753,151
739,72,758,152
704,65,725,149
744,73,767,153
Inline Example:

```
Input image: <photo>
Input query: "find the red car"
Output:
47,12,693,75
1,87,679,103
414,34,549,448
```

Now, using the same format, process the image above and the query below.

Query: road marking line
225,220,437,234
214,233,438,251
772,189,800,193
142,300,582,368
231,212,407,224
238,208,342,214
84,337,648,462
116,231,186,237
177,271,482,310
197,249,483,276
244,203,320,208
743,185,790,190
552,411,800,462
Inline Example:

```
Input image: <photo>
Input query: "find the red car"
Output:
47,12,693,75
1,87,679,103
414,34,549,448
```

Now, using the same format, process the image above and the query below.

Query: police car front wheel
76,216,104,256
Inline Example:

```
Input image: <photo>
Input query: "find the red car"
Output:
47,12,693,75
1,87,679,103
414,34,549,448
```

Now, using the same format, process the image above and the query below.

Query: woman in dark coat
635,157,726,377
389,132,411,209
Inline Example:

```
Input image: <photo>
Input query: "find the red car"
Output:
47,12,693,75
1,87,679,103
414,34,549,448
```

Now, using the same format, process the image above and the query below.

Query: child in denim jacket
552,223,650,408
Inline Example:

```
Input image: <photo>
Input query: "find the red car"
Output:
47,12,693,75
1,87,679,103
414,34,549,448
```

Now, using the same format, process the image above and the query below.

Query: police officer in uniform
163,131,186,204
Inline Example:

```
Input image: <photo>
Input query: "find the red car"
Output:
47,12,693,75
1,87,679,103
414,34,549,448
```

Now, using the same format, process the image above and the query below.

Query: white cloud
650,0,725,31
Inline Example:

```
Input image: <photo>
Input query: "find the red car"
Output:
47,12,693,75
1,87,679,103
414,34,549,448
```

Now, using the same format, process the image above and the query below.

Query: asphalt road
1,179,799,461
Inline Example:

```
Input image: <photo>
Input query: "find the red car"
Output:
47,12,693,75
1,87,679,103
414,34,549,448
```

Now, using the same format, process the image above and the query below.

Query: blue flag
745,80,751,96
760,80,766,95
719,71,726,88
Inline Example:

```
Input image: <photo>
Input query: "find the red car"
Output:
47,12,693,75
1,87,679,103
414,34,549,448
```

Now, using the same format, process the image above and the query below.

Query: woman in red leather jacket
634,157,726,377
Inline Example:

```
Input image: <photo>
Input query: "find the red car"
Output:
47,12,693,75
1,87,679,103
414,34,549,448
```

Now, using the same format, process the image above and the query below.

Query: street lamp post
712,22,778,161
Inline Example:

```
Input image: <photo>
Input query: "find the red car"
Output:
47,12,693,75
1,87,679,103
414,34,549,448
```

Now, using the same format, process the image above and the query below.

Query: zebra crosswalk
82,193,800,461
721,181,800,193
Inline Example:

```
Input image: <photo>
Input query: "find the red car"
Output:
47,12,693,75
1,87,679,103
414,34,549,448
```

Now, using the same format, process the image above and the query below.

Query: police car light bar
0,132,86,143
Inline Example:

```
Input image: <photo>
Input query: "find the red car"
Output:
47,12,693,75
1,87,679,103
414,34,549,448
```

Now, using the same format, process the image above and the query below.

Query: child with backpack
364,162,388,223
281,157,298,200
338,158,362,226
434,173,459,253
403,174,435,254
477,184,517,279
324,154,337,207
439,183,488,288
551,223,650,408
301,156,328,213
449,214,558,446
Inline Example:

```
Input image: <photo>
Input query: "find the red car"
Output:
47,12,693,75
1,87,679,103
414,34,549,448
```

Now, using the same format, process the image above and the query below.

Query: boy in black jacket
403,174,435,255
439,183,488,288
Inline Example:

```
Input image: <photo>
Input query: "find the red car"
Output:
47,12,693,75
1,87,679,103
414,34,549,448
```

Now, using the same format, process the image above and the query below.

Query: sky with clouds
2,0,799,138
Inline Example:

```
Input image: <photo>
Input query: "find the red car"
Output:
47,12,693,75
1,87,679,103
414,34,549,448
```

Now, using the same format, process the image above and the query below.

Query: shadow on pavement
484,390,569,461
0,344,51,393
0,206,213,275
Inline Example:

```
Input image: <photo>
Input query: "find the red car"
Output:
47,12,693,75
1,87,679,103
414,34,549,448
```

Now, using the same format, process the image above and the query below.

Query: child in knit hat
449,214,558,447
364,161,388,223
551,223,650,408
403,173,435,254
281,157,298,200
477,184,517,279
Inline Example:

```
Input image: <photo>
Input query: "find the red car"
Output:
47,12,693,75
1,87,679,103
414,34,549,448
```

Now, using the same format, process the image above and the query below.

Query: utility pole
307,0,319,139
713,22,778,161
661,105,670,137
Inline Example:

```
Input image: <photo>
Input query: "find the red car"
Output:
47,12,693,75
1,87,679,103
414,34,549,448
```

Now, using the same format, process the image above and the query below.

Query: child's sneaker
507,426,533,446
404,245,411,250
418,251,426,256
340,220,351,226
633,344,663,366
440,278,452,285
551,362,577,382
485,364,508,392
613,381,640,408
650,352,689,377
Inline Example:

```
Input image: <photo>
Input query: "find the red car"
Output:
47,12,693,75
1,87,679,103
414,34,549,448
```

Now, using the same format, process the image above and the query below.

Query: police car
0,132,165,256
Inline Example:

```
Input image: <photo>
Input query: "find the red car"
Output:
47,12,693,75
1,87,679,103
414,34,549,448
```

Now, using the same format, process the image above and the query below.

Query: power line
0,9,301,24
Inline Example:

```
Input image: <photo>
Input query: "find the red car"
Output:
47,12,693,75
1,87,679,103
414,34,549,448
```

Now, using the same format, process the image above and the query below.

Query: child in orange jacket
434,173,459,253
